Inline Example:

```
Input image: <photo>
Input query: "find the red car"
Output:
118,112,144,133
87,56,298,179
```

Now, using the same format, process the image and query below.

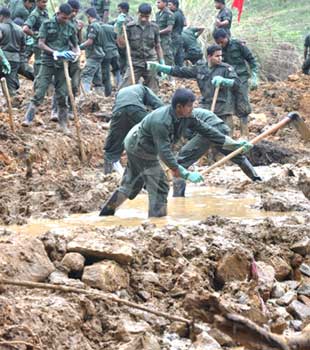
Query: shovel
201,112,310,176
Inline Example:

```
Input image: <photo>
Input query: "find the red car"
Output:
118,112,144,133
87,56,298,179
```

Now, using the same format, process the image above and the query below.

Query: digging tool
63,60,86,162
122,23,135,85
0,77,15,132
201,112,310,176
211,86,220,113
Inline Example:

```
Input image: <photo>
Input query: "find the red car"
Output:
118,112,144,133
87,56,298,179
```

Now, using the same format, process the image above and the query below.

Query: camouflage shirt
126,20,160,68
182,27,202,55
171,61,240,117
91,0,110,19
222,39,258,81
216,6,232,36
11,0,34,21
155,7,175,38
24,7,49,48
85,20,105,59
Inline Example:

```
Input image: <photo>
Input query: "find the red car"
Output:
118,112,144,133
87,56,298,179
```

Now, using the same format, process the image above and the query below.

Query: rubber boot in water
22,102,36,127
172,177,186,197
240,115,249,139
148,202,167,218
239,157,262,182
99,190,128,216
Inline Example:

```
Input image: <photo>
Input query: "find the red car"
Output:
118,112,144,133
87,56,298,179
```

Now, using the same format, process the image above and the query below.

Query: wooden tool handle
211,86,220,113
201,116,292,176
122,23,135,85
1,77,15,132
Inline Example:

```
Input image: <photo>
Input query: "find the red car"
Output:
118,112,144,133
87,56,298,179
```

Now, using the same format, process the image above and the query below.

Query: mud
0,73,310,349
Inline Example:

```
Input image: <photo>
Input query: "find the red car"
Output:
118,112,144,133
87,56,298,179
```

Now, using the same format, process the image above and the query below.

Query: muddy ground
0,73,310,349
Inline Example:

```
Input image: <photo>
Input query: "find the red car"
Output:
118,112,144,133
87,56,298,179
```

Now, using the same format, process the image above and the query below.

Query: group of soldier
0,0,308,217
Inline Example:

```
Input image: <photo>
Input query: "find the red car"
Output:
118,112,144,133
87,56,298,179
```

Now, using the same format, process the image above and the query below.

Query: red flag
232,0,244,22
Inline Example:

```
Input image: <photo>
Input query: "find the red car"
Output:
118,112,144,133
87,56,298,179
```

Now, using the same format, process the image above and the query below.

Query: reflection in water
6,186,288,236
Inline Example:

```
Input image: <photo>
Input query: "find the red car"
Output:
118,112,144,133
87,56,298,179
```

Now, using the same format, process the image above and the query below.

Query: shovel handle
1,77,15,132
211,86,220,113
201,115,293,176
122,23,135,85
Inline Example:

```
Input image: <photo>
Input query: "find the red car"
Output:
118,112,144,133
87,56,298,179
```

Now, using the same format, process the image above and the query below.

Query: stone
291,254,303,268
189,332,222,349
300,263,310,277
60,252,85,273
298,295,310,306
253,261,276,296
277,291,296,306
270,318,287,334
290,319,303,331
67,232,134,265
48,270,85,288
215,250,251,286
118,333,160,350
297,283,310,297
82,261,129,292
271,282,286,299
0,235,55,282
208,328,233,347
291,238,310,256
270,256,292,281
287,300,310,321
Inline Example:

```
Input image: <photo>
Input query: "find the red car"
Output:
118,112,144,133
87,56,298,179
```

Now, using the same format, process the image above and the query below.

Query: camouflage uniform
155,7,175,65
104,84,164,169
118,105,228,216
31,15,77,108
0,19,25,95
170,8,185,66
118,13,134,75
215,6,232,37
10,0,34,22
222,38,258,120
91,0,110,22
182,27,203,64
81,20,105,91
302,35,310,75
119,19,160,92
24,6,49,76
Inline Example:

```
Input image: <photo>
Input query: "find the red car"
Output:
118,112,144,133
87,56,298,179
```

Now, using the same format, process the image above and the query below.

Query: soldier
23,0,49,76
10,0,35,22
173,108,261,197
302,34,310,75
117,3,164,92
214,0,232,37
90,0,110,23
182,26,204,64
147,44,241,133
156,0,175,66
80,7,105,93
116,2,134,76
99,88,253,218
0,7,26,97
168,0,186,66
21,3,78,132
103,84,164,174
214,29,258,137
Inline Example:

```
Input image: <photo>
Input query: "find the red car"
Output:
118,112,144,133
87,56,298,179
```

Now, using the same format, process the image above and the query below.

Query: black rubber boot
22,102,36,127
148,202,167,218
172,177,186,197
103,159,113,174
58,106,70,135
239,158,262,182
99,190,128,216
50,95,58,121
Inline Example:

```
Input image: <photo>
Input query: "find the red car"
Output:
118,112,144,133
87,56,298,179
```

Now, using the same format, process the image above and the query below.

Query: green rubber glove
0,49,11,75
178,165,190,179
187,171,204,183
223,136,253,153
250,72,258,90
115,13,126,34
147,61,172,74
212,76,234,88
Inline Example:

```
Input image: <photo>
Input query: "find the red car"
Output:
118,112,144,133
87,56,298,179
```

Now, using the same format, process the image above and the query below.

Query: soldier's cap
85,7,97,18
214,0,225,3
68,0,80,10
0,7,11,18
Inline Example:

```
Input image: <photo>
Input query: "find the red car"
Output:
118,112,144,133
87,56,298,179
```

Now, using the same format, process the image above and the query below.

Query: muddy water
7,186,290,237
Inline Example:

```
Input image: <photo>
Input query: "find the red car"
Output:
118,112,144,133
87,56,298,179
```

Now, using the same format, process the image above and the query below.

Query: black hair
168,0,179,7
13,17,24,26
85,7,97,18
207,44,222,56
67,0,80,10
213,28,228,40
118,2,129,12
0,7,11,17
214,0,225,3
172,88,196,109
138,3,152,14
59,3,73,15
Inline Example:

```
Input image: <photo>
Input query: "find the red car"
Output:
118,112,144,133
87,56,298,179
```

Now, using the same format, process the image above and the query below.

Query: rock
297,283,310,297
270,318,287,334
270,257,292,281
189,332,222,350
298,295,310,306
277,291,296,306
288,74,299,82
215,250,251,286
82,261,129,292
287,300,310,321
67,232,134,265
118,333,160,350
291,253,303,268
290,320,303,331
0,235,55,282
291,238,310,256
253,261,275,296
271,283,286,299
208,328,233,347
60,252,85,273
300,263,310,277
48,270,85,288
